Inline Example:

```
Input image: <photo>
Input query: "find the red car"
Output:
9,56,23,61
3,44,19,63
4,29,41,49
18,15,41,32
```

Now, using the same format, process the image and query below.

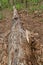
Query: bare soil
19,10,43,44
0,9,13,65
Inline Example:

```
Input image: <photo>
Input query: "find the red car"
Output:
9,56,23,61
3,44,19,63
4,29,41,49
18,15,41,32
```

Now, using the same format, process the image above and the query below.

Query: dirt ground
0,9,43,65
0,9,13,65
19,10,43,44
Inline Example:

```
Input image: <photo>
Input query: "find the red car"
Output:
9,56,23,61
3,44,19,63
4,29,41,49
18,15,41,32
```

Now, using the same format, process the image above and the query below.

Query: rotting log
8,6,43,65
0,6,43,65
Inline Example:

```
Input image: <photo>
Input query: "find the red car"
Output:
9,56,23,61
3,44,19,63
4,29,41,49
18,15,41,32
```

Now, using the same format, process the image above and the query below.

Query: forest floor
19,10,43,44
0,9,43,43
0,9,43,65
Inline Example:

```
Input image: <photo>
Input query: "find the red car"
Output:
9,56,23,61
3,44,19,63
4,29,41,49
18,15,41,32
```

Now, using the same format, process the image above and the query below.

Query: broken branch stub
12,6,19,20
25,30,39,43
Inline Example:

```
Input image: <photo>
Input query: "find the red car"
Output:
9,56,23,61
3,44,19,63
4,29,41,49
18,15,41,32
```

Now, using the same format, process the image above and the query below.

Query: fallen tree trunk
8,6,43,65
